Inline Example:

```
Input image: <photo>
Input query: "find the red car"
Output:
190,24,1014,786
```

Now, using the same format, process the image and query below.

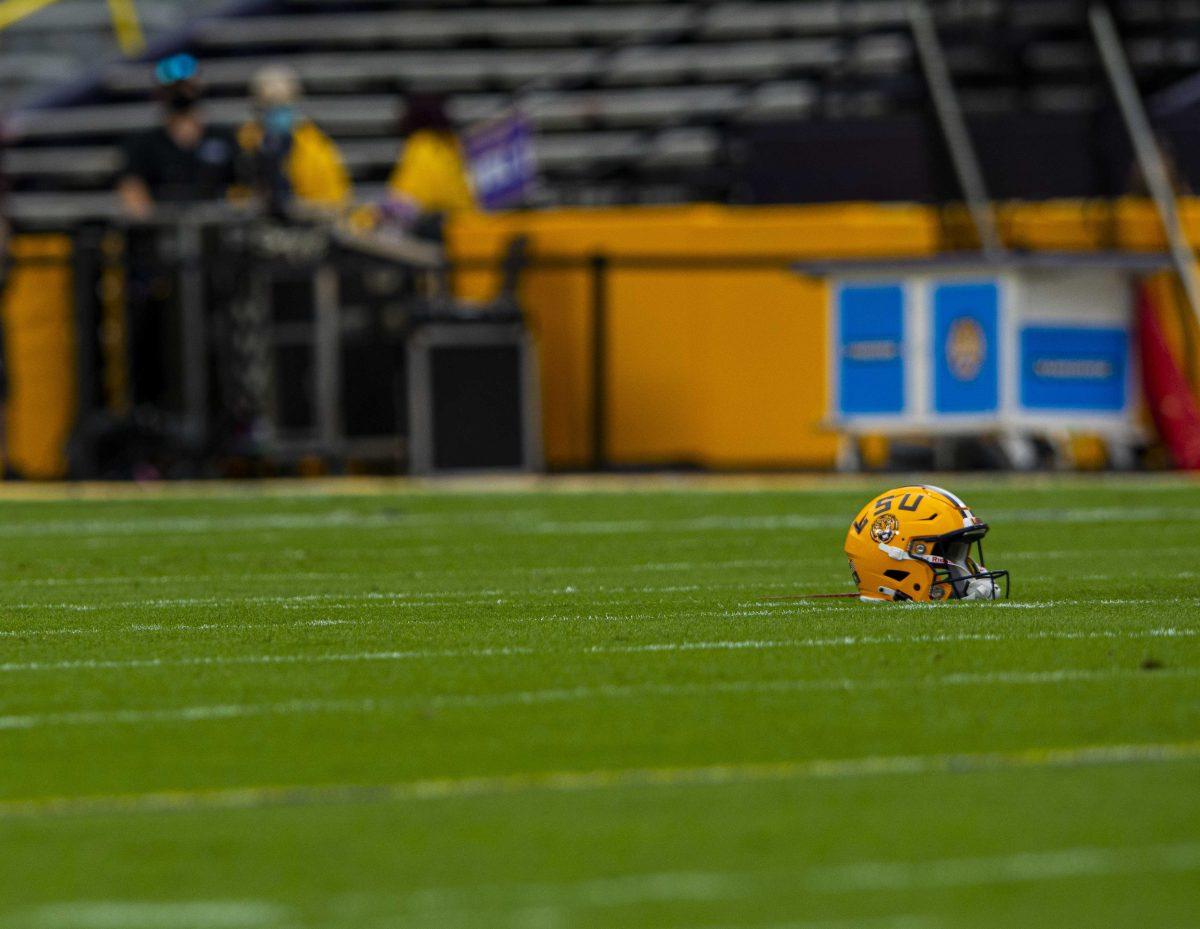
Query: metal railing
61,206,442,476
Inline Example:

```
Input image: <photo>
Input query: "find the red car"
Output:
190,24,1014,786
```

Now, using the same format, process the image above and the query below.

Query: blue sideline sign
836,283,905,416
931,281,1000,415
1020,326,1129,412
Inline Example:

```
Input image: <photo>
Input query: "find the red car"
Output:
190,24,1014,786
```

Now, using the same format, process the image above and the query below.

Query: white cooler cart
794,253,1173,469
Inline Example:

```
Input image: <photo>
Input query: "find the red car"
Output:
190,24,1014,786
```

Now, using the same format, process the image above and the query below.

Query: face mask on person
263,106,296,136
164,84,200,116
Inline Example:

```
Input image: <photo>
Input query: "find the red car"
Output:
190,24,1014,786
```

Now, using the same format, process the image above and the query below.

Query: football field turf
0,475,1197,929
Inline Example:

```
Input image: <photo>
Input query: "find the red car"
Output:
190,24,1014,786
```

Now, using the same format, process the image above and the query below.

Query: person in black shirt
116,55,239,419
117,55,236,217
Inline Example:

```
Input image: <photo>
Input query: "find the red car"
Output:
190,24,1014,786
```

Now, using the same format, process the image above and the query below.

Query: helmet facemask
908,528,1009,601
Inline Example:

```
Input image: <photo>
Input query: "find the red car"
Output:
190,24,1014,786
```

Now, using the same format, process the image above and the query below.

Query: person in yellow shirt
237,66,351,212
382,95,476,241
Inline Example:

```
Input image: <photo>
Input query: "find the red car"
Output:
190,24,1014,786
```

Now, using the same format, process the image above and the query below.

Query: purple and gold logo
946,317,986,381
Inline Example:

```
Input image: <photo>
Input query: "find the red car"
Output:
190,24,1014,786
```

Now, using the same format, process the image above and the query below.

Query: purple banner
464,110,537,210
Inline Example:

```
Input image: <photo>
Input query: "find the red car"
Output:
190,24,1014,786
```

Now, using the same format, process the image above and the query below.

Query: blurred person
116,55,239,419
237,65,351,212
382,94,476,242
117,54,237,218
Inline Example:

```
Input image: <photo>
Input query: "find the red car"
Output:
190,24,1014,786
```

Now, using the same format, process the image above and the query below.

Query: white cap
252,65,301,107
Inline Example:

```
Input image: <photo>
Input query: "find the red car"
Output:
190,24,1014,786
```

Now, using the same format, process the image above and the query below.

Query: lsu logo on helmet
844,485,1009,603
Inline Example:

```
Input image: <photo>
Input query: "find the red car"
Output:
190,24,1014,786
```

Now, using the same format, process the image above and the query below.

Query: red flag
1138,284,1200,469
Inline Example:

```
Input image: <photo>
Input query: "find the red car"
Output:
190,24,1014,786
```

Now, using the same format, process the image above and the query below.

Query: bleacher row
0,0,228,107
4,0,1200,218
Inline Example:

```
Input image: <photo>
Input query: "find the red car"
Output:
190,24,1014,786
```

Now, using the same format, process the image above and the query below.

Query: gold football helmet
844,484,1009,602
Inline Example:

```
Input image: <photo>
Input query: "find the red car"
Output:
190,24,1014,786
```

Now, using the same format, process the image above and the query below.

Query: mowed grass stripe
3,739,1197,820
1,668,1194,730
1,627,1195,673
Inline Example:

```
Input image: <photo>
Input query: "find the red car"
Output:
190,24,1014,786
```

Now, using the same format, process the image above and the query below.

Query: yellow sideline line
0,472,1196,502
3,740,1198,821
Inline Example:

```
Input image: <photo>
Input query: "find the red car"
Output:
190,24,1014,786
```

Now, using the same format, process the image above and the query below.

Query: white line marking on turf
3,590,1196,615
1,503,1196,540
707,918,933,929
9,899,289,929
0,627,1195,674
0,582,813,612
1,668,1195,730
403,838,1200,925
0,606,808,638
2,548,1182,590
805,841,1200,893
0,571,356,589
392,870,934,929
0,509,538,538
0,618,366,639
402,870,747,914
0,558,804,589
1,740,1197,820
684,919,933,929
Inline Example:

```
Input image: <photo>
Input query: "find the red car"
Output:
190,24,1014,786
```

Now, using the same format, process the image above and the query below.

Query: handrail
907,0,1003,260
1090,2,1200,333
0,0,57,31
0,0,144,53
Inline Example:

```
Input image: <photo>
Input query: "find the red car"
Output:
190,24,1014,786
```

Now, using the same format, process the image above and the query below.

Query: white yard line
400,870,747,914
0,583,804,612
0,571,357,589
2,739,1197,820
2,587,1196,614
0,606,806,638
0,509,538,539
8,899,290,929
385,872,931,929
392,829,1200,924
0,627,1195,675
0,668,1195,731
805,841,1200,893
0,549,1184,594
0,504,1196,540
0,559,806,589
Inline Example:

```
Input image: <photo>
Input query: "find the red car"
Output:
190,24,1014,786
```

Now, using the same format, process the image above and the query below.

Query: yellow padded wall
2,235,76,479
4,200,1186,476
449,203,938,468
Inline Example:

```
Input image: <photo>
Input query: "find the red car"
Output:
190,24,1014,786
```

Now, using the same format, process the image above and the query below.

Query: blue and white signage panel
931,281,1000,415
837,283,905,416
1020,326,1129,412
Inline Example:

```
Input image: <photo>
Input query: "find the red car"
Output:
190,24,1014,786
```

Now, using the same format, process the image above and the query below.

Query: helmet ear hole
883,569,910,582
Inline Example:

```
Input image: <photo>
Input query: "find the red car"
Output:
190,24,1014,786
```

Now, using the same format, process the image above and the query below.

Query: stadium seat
6,0,1200,213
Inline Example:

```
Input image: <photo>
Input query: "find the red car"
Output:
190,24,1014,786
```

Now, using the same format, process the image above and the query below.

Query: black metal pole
589,252,608,471
70,224,104,478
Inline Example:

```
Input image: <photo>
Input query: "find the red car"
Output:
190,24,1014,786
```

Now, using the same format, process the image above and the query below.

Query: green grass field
0,475,1197,929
